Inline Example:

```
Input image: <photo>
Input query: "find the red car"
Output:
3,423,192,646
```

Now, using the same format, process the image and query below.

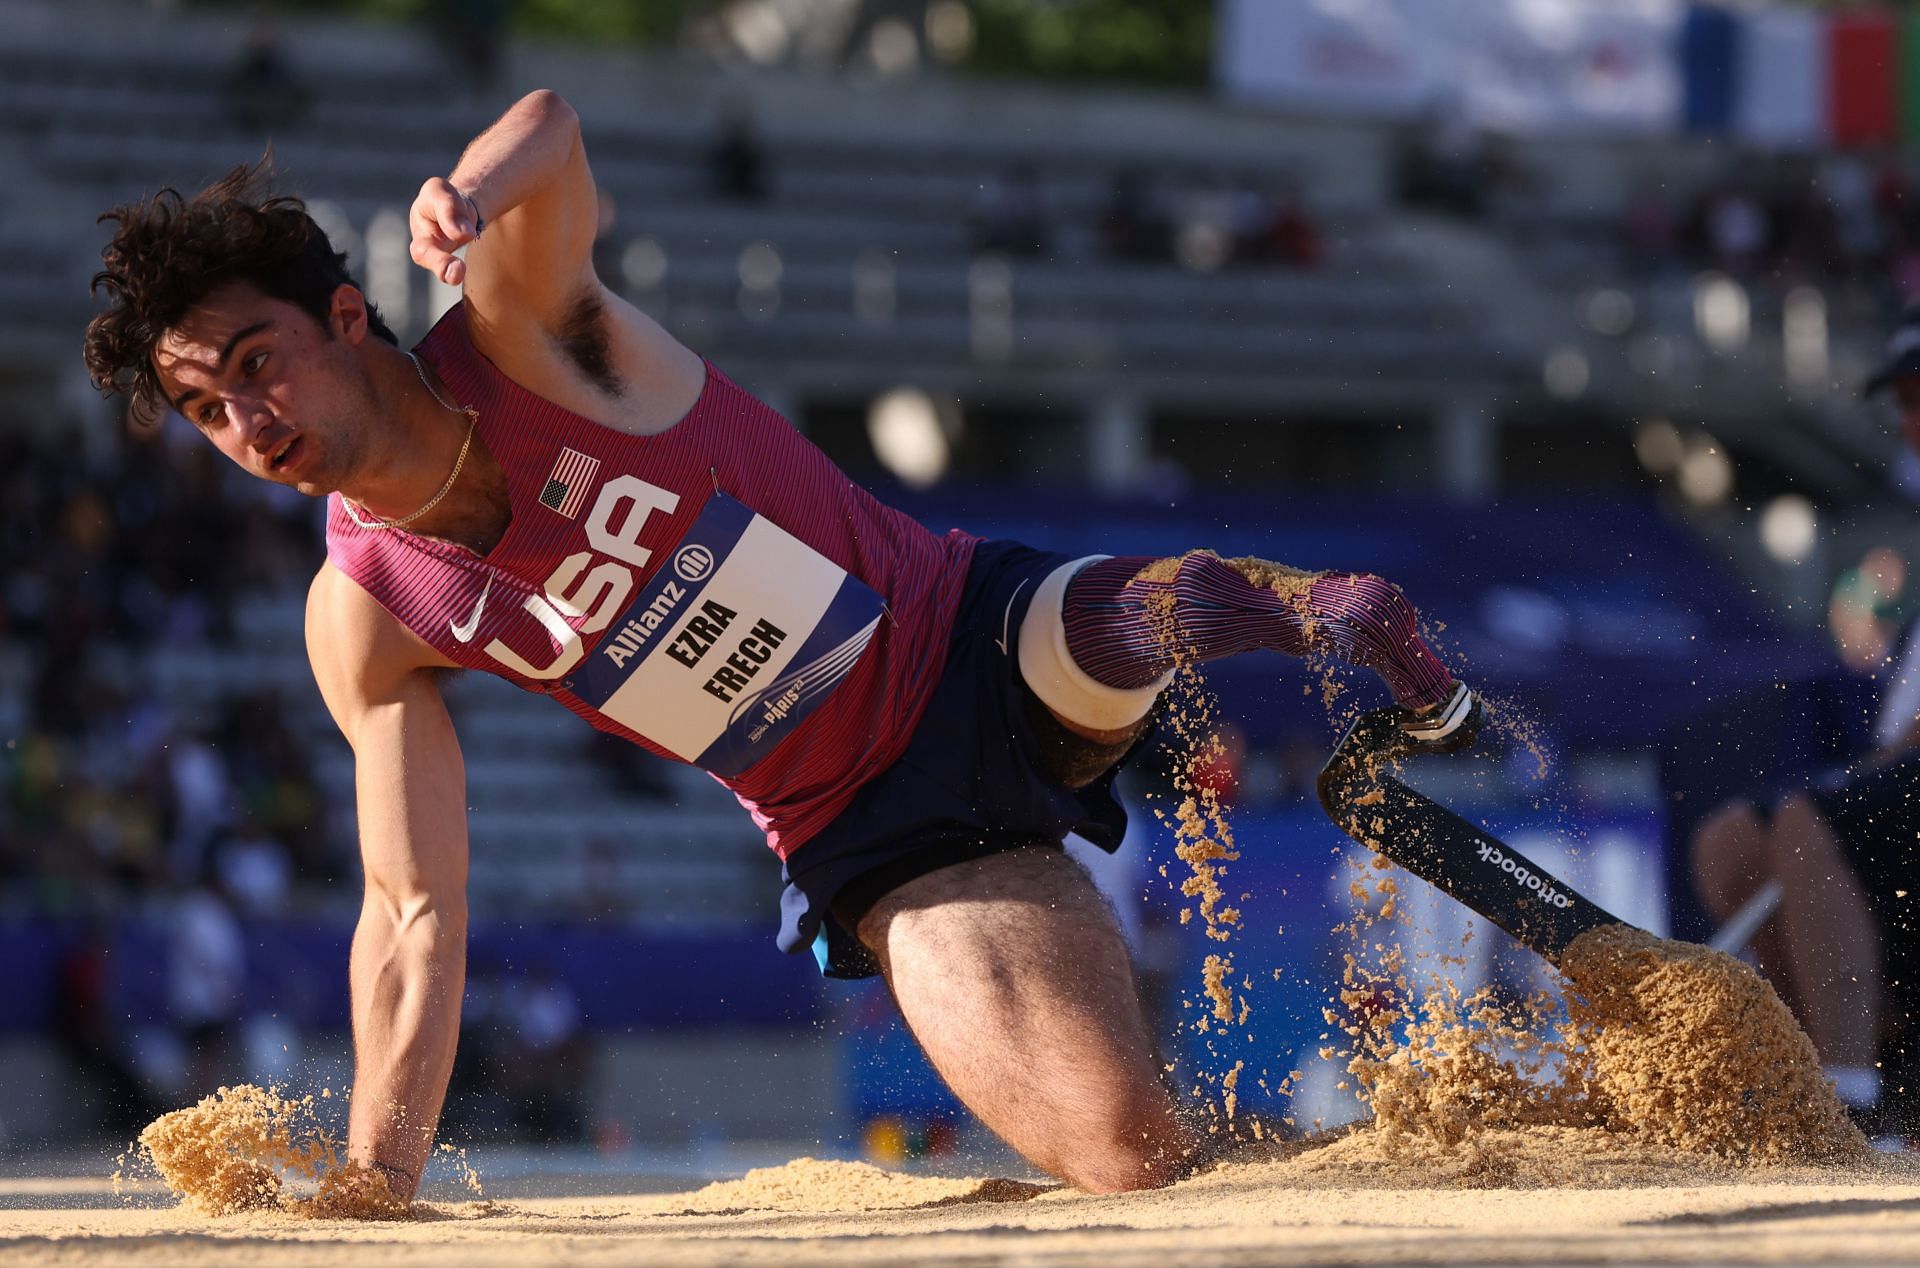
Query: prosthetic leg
1316,702,1633,965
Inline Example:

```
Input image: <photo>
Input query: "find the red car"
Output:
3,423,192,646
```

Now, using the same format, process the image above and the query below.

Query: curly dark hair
84,160,396,424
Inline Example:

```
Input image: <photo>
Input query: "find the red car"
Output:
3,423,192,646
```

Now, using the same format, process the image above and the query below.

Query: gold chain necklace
343,353,479,531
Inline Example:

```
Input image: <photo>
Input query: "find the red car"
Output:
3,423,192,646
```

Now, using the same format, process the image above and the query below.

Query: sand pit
23,891,1920,1268
7,1150,1920,1267
44,604,1906,1266
66,923,1918,1268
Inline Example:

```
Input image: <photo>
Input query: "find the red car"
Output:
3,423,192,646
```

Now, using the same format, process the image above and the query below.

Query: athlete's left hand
408,177,482,287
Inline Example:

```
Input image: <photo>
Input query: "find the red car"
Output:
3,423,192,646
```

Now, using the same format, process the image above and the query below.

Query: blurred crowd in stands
1393,104,1920,313
0,419,356,1133
1624,152,1920,298
703,103,1330,274
2,415,592,1133
220,2,506,137
964,163,1327,271
0,421,338,915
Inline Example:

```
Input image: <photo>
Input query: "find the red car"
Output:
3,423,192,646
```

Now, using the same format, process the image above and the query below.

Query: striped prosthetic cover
1061,553,1456,710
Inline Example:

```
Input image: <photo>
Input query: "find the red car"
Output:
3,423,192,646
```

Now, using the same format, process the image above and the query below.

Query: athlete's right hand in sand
326,89,618,1203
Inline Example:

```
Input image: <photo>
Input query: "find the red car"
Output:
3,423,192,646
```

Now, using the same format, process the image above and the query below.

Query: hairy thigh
855,844,1186,1189
856,844,1137,1035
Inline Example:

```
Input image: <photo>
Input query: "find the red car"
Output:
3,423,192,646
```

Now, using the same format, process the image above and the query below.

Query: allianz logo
1475,841,1574,909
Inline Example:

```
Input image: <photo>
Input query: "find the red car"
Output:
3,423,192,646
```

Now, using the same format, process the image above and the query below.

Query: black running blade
1316,708,1623,965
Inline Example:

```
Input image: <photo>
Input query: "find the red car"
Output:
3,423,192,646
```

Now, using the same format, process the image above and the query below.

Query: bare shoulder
306,562,456,718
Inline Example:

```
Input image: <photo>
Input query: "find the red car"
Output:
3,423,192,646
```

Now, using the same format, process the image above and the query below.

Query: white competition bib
566,492,885,776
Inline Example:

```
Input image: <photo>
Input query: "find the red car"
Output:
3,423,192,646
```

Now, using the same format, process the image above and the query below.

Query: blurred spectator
1397,103,1489,218
1659,159,1865,286
504,963,589,1141
216,822,295,917
444,957,515,1139
1876,154,1914,250
432,0,507,91
223,9,310,135
1621,180,1677,277
53,917,157,1134
1172,173,1236,271
167,879,248,1097
1101,168,1322,271
1261,181,1326,269
1695,179,1768,276
1478,132,1539,230
1825,153,1882,275
577,836,635,922
443,958,589,1143
220,690,335,879
968,162,1050,258
154,719,237,882
710,102,768,204
1767,157,1841,281
1227,178,1274,261
1099,169,1169,263
2,419,338,915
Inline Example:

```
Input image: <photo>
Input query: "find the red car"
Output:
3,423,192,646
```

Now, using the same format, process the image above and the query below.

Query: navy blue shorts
777,540,1138,979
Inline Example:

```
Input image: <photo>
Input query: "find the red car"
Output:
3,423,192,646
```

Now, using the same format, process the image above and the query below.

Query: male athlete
85,90,1475,1200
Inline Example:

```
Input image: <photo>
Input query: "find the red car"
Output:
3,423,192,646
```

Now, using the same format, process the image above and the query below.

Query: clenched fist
409,177,483,287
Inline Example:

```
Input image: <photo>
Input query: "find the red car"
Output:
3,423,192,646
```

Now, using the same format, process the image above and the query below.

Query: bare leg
856,845,1197,1192
1769,792,1882,1068
1690,798,1769,920
1689,798,1795,998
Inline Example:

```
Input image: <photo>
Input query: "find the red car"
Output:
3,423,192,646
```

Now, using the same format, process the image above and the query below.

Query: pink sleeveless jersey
325,305,978,859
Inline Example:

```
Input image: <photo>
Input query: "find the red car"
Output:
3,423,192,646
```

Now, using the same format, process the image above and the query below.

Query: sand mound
1268,1124,1739,1190
1560,924,1864,1162
127,1085,410,1220
1331,924,1868,1176
672,1158,1050,1213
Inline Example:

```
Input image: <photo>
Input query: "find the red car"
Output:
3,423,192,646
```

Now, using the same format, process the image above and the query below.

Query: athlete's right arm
306,562,467,1203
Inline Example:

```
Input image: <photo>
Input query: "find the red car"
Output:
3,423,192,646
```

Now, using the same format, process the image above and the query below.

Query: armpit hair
555,288,622,398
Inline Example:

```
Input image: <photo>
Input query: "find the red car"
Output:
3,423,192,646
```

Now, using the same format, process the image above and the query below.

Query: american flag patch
539,447,600,519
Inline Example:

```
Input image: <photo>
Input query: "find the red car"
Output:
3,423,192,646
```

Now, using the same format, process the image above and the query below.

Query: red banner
1829,12,1898,146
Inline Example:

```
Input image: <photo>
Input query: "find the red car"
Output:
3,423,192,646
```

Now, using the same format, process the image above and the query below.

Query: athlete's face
152,280,381,497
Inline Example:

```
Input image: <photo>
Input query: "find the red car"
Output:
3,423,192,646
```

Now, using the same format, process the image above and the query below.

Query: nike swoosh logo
450,576,493,643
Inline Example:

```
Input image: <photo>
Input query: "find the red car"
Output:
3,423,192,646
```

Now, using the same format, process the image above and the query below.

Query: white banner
1217,0,1430,118
1217,0,1682,135
1734,7,1824,147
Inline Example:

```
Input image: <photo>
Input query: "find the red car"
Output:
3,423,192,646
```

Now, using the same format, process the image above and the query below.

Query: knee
1046,1090,1198,1193
1769,792,1843,870
1692,797,1762,855
1315,573,1421,647
1054,1126,1193,1193
1772,790,1824,830
1689,798,1766,918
